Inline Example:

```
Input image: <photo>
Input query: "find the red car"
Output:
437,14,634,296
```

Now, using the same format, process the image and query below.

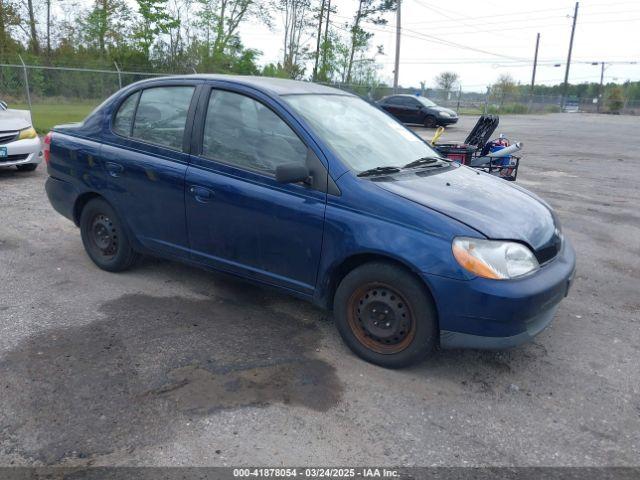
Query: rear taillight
43,132,53,165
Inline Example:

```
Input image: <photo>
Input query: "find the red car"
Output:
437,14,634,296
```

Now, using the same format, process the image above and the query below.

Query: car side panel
47,132,105,210
99,139,190,256
313,173,481,307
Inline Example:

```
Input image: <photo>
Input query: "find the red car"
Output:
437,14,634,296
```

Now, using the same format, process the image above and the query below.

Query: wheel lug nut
385,322,391,327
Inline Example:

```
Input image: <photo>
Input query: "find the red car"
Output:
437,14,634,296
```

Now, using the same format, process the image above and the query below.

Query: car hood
0,109,31,131
432,106,457,116
375,165,556,250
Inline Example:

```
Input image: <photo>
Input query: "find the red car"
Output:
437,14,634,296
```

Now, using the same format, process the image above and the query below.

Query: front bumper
424,238,576,349
438,116,458,125
0,137,42,167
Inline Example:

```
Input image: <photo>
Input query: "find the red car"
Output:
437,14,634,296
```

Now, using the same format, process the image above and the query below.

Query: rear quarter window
113,92,140,136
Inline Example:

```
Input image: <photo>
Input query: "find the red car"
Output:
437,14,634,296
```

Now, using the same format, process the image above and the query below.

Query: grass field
13,102,98,133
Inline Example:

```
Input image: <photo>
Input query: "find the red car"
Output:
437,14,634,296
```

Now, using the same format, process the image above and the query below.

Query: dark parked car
45,75,575,368
378,94,458,127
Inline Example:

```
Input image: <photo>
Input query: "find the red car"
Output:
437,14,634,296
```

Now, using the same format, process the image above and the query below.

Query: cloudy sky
239,0,640,91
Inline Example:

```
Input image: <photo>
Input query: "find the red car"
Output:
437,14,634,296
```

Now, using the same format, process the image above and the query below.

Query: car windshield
284,94,441,173
416,97,436,107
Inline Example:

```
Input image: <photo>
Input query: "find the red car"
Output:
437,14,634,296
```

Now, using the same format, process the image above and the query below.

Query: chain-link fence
2,62,639,132
326,83,640,116
0,61,165,132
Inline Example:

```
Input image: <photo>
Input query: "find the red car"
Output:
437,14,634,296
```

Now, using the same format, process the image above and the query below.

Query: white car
0,100,42,171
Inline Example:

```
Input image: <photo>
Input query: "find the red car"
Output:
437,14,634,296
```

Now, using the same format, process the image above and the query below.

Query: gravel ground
0,113,638,467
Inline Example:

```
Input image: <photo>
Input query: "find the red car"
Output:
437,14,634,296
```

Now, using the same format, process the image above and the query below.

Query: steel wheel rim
89,213,118,258
346,282,416,354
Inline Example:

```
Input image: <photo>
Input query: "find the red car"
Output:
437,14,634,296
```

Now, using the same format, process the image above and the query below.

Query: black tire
333,262,438,368
423,115,437,128
16,163,38,172
79,198,139,272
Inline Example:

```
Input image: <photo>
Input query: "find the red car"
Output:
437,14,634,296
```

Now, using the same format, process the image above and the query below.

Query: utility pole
530,33,540,92
597,61,605,113
393,0,401,93
561,1,579,110
313,0,326,81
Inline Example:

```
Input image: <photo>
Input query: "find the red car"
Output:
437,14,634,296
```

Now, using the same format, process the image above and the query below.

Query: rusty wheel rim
346,282,416,354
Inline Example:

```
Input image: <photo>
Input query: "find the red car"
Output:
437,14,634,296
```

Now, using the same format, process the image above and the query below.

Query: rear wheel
333,262,437,368
79,198,139,272
423,115,437,128
16,163,38,172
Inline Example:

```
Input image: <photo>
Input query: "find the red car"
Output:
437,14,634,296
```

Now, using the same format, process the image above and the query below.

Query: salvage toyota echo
45,76,576,368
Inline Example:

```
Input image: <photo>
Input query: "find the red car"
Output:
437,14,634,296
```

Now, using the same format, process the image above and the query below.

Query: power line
404,1,640,27
330,16,528,61
408,0,521,42
401,15,640,35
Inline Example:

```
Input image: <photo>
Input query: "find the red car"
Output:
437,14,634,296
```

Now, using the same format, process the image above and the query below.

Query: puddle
0,293,342,464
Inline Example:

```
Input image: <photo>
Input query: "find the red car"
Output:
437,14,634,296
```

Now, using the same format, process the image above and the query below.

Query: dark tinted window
132,86,194,149
113,92,139,136
397,97,418,107
202,90,307,174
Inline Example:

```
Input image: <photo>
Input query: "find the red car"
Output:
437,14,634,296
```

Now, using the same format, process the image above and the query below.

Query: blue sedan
44,75,575,368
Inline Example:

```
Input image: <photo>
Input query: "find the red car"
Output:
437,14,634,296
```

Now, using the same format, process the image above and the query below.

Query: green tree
0,0,21,57
491,73,517,106
278,0,313,78
81,0,131,56
195,0,267,70
133,0,180,61
345,0,395,84
434,71,459,99
606,86,624,113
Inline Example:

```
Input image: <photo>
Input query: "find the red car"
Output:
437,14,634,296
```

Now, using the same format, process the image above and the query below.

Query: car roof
134,74,354,97
381,94,424,101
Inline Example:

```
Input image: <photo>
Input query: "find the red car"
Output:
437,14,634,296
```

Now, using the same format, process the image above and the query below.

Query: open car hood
375,165,556,250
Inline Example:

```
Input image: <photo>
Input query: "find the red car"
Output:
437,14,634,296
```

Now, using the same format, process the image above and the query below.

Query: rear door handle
105,161,124,177
189,185,213,203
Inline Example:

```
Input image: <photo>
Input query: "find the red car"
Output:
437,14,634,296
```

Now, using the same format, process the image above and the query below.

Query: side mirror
275,163,310,184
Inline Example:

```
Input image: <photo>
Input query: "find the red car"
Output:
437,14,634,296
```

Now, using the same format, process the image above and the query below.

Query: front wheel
80,198,139,272
423,115,437,128
333,262,438,368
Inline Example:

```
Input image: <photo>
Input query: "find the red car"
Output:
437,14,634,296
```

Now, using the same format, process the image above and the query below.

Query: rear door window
131,86,194,150
113,91,140,136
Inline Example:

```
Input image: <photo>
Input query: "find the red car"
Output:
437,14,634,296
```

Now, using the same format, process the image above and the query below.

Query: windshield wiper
402,157,441,169
357,166,402,177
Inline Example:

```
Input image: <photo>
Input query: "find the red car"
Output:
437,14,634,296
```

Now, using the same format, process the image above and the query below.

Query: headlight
18,127,37,140
452,237,539,279
438,111,451,117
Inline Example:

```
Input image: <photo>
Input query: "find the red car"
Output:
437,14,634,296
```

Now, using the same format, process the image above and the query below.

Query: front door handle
189,185,213,203
105,161,124,177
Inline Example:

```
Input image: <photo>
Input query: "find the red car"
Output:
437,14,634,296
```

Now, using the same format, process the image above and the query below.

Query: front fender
314,174,479,307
